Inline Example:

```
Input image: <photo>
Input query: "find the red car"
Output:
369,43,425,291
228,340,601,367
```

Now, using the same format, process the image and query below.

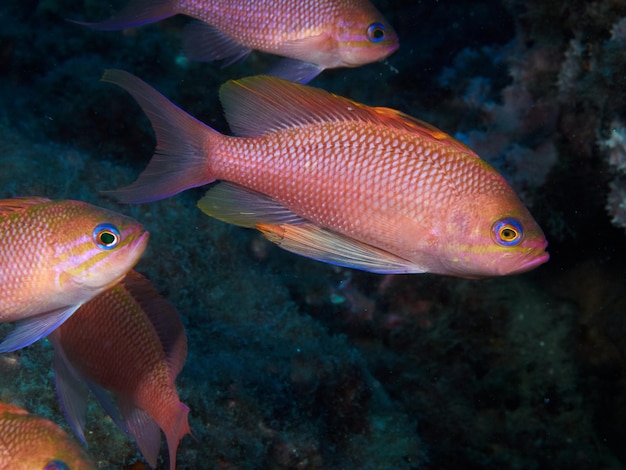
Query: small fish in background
49,270,190,470
102,70,549,278
0,402,95,470
0,197,149,353
74,0,399,83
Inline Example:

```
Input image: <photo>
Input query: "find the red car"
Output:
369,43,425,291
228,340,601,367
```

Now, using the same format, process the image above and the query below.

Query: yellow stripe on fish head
433,188,549,278
333,1,399,67
44,201,149,293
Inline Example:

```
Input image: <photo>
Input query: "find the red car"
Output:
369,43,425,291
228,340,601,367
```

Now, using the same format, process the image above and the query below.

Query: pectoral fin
267,58,325,84
0,304,81,353
182,20,251,65
49,336,90,445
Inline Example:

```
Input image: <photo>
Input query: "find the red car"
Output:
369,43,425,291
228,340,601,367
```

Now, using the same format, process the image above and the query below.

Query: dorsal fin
0,197,50,217
219,76,477,155
0,403,28,416
121,271,187,379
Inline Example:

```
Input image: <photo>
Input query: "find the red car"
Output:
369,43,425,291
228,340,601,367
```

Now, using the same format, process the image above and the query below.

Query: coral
603,124,626,230
437,38,560,202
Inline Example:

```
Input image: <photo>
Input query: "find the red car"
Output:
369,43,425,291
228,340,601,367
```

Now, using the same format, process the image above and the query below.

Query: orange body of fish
103,70,548,278
0,197,149,352
0,402,95,470
49,270,190,470
76,0,398,83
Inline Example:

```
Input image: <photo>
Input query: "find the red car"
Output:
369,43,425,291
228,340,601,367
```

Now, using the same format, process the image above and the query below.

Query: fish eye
492,218,523,246
44,461,70,470
93,223,121,250
366,23,386,42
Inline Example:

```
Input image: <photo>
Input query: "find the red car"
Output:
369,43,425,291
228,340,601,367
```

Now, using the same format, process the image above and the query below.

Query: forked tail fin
101,69,220,203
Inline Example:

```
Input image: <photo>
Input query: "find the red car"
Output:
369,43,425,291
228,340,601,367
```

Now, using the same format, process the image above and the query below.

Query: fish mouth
132,230,150,253
82,230,150,291
126,230,150,267
514,251,550,274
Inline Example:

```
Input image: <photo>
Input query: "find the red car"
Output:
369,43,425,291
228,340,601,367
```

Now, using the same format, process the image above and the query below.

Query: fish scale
0,198,148,352
103,70,548,278
77,0,398,83
50,271,189,470
179,0,346,45
0,403,95,470
213,123,484,236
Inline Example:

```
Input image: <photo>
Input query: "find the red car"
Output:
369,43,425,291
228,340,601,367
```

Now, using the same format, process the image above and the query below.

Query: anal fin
258,223,425,274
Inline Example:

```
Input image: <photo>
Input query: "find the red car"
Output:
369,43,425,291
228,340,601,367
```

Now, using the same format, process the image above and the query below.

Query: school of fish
76,0,399,83
0,0,550,468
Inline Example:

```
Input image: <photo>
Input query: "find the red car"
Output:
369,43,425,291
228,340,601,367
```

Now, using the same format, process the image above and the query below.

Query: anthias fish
49,270,190,470
0,402,95,470
104,70,548,278
0,197,148,352
77,0,398,83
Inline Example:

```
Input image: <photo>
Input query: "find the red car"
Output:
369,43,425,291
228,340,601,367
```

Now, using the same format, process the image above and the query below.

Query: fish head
0,404,95,469
334,3,399,67
436,191,548,278
28,454,94,470
50,201,149,293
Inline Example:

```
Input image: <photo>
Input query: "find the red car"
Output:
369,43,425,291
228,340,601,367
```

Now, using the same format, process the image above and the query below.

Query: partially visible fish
0,402,95,470
0,197,149,352
49,270,190,470
75,0,399,83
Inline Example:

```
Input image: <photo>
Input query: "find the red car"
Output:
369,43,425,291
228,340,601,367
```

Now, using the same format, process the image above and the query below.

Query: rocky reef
1,0,626,468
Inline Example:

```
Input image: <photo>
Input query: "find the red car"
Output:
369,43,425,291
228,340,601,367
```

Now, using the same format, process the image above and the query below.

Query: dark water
1,0,625,468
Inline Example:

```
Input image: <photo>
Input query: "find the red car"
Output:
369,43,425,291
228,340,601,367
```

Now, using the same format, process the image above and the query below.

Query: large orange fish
76,0,398,83
0,402,95,470
49,270,190,470
0,197,148,353
103,70,549,278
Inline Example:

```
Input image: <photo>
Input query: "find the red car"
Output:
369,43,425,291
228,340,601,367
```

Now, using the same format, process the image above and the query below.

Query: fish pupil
501,228,517,240
99,231,117,245
44,460,70,470
492,218,523,246
367,23,386,42
93,223,121,250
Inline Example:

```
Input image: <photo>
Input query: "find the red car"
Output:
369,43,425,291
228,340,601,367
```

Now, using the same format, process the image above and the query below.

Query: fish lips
124,229,150,269
515,251,550,274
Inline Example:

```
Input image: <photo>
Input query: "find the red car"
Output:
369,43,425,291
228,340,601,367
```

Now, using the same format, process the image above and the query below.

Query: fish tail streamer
102,69,219,203
165,402,191,470
70,0,177,31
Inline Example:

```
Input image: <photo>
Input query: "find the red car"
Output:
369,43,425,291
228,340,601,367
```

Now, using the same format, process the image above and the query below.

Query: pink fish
75,0,398,83
0,197,148,352
103,70,549,278
0,402,95,470
49,270,190,470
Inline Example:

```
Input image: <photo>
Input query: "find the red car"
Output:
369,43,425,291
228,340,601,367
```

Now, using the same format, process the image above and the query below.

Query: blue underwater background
2,0,626,468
